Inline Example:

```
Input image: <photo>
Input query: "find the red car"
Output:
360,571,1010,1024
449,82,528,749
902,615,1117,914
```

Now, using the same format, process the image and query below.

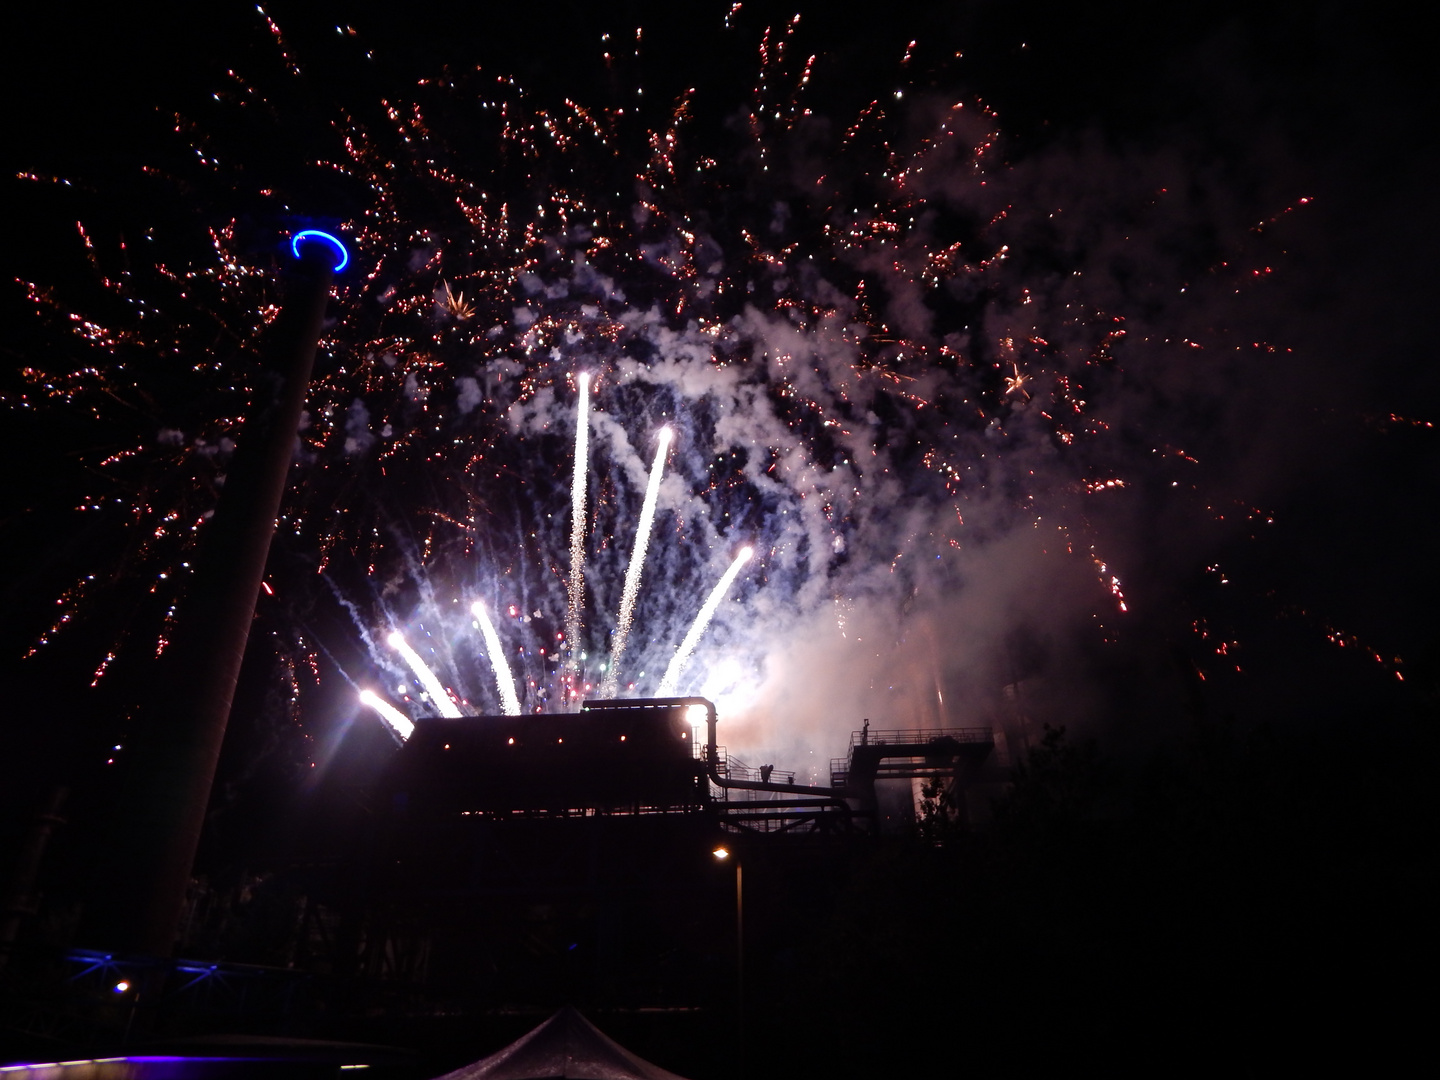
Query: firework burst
11,6,1378,765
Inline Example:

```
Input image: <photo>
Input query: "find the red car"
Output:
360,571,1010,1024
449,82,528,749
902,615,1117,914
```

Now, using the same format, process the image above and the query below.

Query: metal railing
703,746,804,801
717,754,796,786
848,726,993,749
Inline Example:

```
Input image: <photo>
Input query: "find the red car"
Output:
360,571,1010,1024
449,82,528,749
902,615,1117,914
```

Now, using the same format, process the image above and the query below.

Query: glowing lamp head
657,425,673,446
114,980,130,994
712,846,730,860
470,600,486,619
359,689,380,707
386,630,404,648
687,703,709,725
739,546,754,562
290,229,349,272
577,371,590,389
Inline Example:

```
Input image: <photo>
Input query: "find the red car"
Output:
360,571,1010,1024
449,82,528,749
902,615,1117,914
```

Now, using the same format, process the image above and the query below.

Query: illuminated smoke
15,11,1361,757
657,547,754,696
359,689,415,741
386,630,462,718
600,426,672,699
471,600,522,716
565,373,591,690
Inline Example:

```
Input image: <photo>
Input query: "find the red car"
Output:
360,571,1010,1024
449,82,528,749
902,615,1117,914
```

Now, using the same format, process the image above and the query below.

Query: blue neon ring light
290,230,349,272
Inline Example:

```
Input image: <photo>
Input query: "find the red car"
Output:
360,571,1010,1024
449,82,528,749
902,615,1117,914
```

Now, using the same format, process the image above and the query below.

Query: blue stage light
290,229,349,272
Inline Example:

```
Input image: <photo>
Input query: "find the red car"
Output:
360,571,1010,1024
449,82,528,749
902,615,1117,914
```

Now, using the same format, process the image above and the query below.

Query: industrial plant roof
432,1008,691,1080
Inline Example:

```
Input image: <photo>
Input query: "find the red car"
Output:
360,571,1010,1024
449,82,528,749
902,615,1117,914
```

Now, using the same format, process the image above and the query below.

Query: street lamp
84,227,346,958
713,845,744,1076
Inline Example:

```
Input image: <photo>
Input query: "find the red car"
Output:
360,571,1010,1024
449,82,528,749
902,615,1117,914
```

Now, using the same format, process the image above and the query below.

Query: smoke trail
471,600,522,716
359,689,415,741
600,426,672,699
386,630,462,718
657,547,754,696
564,373,591,692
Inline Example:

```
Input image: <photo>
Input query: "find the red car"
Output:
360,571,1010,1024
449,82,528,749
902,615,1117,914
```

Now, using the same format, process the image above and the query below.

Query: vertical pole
736,859,745,1079
0,786,68,971
84,235,342,958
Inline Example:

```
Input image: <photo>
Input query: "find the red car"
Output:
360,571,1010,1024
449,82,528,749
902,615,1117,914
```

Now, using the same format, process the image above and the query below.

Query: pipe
584,696,850,803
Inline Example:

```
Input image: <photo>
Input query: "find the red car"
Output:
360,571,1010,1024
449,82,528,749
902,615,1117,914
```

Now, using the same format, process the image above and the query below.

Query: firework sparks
359,688,415,741
386,630,461,719
658,547,754,697
565,372,592,692
471,600,522,716
9,7,1389,756
1003,363,1031,398
600,426,672,699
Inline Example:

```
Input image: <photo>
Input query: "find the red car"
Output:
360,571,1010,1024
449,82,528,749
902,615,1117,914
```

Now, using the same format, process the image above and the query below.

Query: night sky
1,1,1437,1073
2,0,1438,921
6,3,1435,739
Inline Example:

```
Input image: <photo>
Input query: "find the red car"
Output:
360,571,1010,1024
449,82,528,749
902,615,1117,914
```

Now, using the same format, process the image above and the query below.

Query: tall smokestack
84,231,344,957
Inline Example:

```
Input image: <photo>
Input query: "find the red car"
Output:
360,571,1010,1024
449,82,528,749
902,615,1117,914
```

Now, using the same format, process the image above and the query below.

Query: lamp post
84,230,347,958
713,845,744,1077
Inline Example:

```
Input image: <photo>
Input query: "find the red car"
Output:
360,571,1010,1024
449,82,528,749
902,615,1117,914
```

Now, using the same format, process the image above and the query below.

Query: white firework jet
358,689,416,741
386,630,462,718
600,426,672,698
471,599,522,716
564,372,592,690
658,547,755,696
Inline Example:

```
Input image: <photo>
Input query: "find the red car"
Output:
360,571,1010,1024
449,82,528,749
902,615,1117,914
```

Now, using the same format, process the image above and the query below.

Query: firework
386,631,461,719
359,688,415,741
10,6,1373,761
565,372,592,691
658,547,754,697
471,600,522,716
600,426,673,699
